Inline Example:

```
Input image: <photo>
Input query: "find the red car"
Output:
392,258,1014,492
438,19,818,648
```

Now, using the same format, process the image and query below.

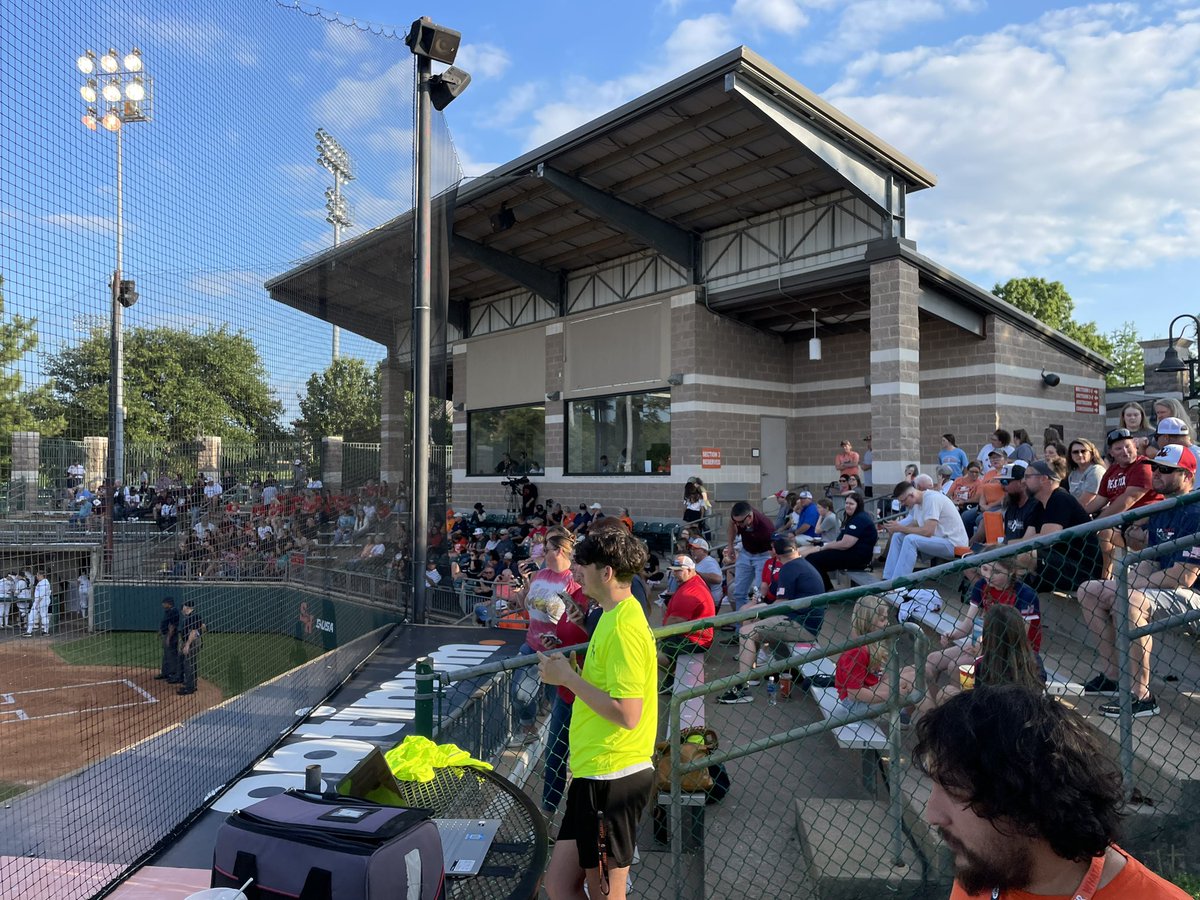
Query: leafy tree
293,357,381,443
0,274,56,439
41,325,284,442
1105,321,1145,388
992,277,1115,361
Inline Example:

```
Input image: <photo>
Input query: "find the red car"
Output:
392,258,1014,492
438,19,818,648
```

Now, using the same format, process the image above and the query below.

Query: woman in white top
1066,438,1106,507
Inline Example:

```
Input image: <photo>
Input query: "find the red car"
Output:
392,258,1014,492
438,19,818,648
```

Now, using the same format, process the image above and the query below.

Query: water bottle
766,675,778,706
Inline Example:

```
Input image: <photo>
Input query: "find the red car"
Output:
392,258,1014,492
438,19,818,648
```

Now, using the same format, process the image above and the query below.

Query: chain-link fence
433,489,1200,898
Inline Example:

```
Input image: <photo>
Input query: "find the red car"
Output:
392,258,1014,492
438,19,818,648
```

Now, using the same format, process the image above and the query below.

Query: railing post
1114,549,1135,798
415,656,435,739
887,635,904,866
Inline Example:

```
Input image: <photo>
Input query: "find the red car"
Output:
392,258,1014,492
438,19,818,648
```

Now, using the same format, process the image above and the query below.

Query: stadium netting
0,1,461,896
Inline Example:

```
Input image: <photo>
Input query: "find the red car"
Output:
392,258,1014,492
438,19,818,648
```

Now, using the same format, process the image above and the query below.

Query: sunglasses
1071,448,1090,456
1149,464,1182,475
998,478,1014,486
1107,428,1132,442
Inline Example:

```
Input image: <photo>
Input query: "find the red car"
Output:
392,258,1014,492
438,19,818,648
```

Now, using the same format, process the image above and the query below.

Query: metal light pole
316,128,354,361
78,47,151,560
405,17,469,623
1156,314,1200,402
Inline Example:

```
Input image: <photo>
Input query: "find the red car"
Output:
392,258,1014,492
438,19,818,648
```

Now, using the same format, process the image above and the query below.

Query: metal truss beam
452,234,564,306
537,164,699,278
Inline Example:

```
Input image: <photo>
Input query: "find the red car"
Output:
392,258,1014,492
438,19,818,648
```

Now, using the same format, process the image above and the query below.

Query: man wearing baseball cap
687,537,723,610
1018,458,1103,592
789,491,821,543
1155,416,1192,449
1086,428,1162,580
658,553,714,731
1079,444,1200,718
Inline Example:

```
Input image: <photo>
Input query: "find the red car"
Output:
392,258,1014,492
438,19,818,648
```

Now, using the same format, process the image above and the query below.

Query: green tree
1105,321,1144,388
0,274,45,440
992,277,1115,360
42,325,284,441
293,357,381,443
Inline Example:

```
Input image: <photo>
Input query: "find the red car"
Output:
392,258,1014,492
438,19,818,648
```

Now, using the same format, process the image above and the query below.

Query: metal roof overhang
264,47,936,345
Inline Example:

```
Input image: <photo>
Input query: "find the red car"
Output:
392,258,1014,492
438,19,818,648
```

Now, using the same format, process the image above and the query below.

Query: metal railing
422,488,1200,897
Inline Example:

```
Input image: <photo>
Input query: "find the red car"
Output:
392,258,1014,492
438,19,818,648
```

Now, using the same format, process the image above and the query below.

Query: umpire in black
178,599,204,696
156,596,180,683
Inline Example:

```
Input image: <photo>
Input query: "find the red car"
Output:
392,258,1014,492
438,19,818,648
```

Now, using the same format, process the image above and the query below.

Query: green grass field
55,632,326,698
0,781,29,802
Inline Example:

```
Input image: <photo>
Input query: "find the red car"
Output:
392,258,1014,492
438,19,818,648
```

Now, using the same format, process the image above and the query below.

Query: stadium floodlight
76,44,154,563
315,127,354,360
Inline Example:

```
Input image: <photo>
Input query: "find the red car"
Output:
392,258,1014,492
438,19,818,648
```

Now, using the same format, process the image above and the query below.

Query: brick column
197,436,221,479
545,323,564,476
11,431,39,509
868,256,921,489
380,354,409,487
322,436,344,492
84,436,107,490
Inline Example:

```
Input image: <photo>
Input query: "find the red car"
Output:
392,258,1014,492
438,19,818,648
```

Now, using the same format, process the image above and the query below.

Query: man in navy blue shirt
718,534,825,704
1079,445,1200,718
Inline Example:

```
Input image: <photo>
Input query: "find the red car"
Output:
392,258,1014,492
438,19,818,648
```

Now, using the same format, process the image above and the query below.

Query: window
467,405,545,476
566,390,670,475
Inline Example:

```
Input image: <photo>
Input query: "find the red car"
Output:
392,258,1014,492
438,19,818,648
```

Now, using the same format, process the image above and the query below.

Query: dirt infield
0,639,220,790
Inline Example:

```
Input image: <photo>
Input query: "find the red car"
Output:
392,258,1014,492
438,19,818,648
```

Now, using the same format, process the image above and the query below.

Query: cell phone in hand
541,634,562,648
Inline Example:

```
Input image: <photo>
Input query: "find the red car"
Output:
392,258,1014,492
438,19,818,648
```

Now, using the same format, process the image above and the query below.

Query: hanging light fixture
80,79,97,102
123,48,143,72
81,108,98,130
125,77,145,102
77,50,97,74
809,309,822,361
102,110,121,131
100,48,120,73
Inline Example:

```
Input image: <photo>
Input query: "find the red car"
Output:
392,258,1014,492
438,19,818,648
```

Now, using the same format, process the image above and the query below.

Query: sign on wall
701,447,722,469
1074,386,1101,414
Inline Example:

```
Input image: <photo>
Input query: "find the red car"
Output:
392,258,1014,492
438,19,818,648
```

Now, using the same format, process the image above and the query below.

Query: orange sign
1074,386,1101,415
701,447,722,469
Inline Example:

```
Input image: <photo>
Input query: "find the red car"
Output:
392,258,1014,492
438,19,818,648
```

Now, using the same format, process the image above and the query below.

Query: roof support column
868,257,921,489
380,349,409,489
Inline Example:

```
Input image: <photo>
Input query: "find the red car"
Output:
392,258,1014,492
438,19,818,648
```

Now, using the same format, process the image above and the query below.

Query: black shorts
559,767,655,869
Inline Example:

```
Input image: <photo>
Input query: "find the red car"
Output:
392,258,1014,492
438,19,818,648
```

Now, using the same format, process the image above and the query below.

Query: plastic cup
780,672,794,699
185,891,246,900
958,664,976,691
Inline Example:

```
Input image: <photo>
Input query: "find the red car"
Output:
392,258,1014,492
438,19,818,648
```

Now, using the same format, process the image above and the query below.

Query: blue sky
4,0,1196,433
324,0,1199,339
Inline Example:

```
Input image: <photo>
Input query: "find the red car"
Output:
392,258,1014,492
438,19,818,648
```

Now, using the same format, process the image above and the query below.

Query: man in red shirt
1086,429,1162,578
918,686,1187,899
658,553,715,733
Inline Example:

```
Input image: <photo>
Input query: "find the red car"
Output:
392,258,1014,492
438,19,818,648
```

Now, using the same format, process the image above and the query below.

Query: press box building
268,48,1111,518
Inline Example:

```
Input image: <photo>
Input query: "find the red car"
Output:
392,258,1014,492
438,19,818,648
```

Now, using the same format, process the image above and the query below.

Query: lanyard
990,852,1105,900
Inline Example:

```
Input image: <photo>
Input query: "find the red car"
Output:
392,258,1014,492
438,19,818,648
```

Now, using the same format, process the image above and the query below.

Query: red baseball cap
1154,444,1197,475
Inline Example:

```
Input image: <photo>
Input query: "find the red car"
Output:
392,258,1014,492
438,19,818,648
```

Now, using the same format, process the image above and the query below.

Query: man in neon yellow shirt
539,524,656,900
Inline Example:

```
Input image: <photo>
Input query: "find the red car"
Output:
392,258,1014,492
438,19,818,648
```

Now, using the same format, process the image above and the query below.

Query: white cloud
480,82,540,128
188,270,268,299
824,7,1200,278
309,60,412,131
454,43,512,80
732,0,809,34
521,13,736,149
806,0,984,62
44,213,116,236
